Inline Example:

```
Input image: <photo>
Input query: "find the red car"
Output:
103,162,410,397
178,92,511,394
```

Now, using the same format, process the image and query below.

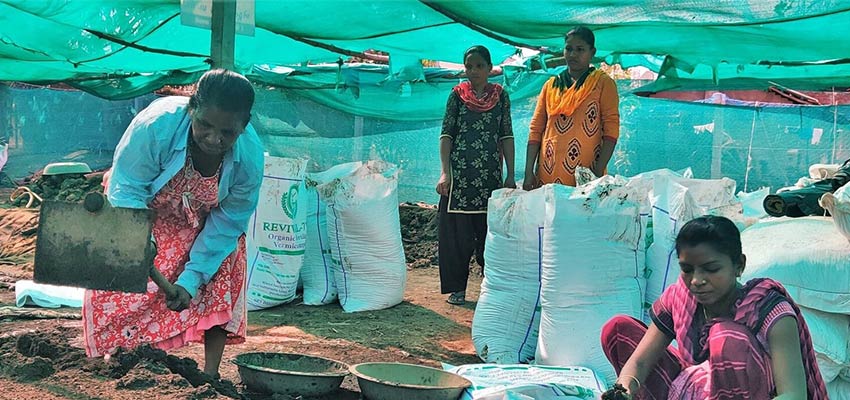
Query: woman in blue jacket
83,69,264,379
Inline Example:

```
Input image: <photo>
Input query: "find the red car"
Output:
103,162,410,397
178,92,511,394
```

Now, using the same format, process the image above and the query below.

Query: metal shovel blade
33,199,154,293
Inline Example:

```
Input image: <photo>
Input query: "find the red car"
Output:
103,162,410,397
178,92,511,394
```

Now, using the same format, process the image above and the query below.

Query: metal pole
832,87,838,164
210,0,236,70
353,115,364,160
710,96,725,179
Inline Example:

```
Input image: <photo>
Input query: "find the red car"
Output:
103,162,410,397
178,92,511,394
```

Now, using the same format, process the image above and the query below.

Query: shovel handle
83,192,106,213
149,266,178,299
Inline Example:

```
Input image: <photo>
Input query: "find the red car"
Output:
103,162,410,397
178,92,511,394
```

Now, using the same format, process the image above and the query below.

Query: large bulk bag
246,156,307,310
472,188,545,364
536,180,646,384
741,217,850,314
318,161,406,312
301,162,363,306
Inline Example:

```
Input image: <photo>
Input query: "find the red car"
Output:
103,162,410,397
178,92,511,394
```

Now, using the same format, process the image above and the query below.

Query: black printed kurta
440,90,513,213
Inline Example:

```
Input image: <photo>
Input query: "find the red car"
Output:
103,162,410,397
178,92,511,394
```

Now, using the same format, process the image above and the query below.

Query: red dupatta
453,81,503,113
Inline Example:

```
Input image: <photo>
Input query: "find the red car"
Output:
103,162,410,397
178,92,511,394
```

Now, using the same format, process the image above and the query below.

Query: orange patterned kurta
529,70,620,186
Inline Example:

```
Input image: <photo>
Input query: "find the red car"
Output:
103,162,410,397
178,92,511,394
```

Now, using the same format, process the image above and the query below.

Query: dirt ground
0,203,486,399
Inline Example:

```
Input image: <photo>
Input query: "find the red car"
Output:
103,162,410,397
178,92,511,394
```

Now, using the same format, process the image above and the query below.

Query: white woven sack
741,217,850,314
246,156,307,310
535,180,645,385
301,162,362,305
318,161,406,312
473,188,545,364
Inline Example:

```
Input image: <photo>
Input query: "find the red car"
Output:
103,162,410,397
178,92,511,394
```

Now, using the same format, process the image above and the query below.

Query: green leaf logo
281,185,299,219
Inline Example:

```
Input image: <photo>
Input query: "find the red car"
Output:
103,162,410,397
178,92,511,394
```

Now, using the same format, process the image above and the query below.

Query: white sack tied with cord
472,188,545,364
318,161,406,312
535,178,646,385
301,162,363,306
245,156,307,311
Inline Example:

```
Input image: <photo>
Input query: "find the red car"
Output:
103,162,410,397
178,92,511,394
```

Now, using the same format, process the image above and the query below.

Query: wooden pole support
210,0,236,70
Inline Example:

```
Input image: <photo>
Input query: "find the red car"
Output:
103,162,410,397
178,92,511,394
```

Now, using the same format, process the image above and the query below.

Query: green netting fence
3,78,848,203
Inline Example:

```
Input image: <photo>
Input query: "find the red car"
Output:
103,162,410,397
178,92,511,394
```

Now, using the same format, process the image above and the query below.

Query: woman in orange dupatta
523,26,620,188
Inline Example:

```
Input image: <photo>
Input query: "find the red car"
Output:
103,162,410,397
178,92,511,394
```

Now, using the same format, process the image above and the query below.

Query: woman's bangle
620,374,640,390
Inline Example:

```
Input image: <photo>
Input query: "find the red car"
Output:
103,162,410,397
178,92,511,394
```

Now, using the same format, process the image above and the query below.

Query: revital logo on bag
281,185,299,219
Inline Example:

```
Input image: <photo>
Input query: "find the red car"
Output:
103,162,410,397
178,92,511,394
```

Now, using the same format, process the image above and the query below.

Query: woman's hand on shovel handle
165,285,191,312
149,266,190,311
149,266,176,297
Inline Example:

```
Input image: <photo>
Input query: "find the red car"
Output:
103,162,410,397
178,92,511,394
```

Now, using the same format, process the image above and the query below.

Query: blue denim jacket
107,96,263,297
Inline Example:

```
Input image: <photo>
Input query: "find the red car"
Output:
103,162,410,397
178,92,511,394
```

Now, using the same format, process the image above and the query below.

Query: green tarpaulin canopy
1,1,848,113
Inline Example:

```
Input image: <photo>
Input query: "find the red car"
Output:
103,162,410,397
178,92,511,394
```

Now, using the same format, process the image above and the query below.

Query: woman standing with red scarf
601,216,828,399
436,45,515,305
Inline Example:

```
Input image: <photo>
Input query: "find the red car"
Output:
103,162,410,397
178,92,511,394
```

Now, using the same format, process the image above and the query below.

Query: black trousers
438,196,487,294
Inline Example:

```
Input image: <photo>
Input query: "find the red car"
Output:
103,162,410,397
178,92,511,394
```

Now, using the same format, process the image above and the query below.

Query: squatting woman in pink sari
601,216,827,399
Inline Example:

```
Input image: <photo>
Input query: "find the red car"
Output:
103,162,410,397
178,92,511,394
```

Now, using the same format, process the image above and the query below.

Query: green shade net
426,1,850,66
0,0,848,104
248,63,554,122
0,0,517,99
4,80,849,204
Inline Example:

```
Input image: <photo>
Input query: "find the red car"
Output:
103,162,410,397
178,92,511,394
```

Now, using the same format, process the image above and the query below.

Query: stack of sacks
535,177,647,385
741,217,850,397
623,169,741,319
621,168,693,234
472,189,545,364
642,173,702,313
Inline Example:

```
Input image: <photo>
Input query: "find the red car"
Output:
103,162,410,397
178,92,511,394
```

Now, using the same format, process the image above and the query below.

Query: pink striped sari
650,278,827,399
